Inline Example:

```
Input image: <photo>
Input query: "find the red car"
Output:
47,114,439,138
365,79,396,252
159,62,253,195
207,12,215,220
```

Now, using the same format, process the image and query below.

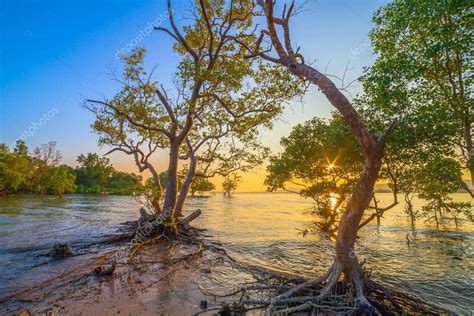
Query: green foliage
360,0,473,228
107,171,143,195
0,141,33,195
74,153,114,193
74,153,143,195
222,174,241,197
191,178,215,196
44,165,76,198
0,142,142,197
30,141,62,194
265,114,364,233
416,156,472,227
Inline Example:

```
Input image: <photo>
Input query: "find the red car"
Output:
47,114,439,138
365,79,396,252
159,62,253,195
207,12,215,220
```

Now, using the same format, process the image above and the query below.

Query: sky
0,0,388,191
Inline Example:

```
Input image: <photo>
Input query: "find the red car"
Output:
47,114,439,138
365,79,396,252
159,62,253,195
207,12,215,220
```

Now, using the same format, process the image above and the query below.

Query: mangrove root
206,267,447,315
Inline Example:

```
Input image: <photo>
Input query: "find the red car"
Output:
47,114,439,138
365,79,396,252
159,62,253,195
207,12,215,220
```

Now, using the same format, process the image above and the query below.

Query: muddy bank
0,239,269,316
1,236,448,316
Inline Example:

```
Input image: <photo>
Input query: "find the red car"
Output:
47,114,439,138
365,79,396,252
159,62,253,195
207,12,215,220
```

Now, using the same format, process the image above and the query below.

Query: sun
329,192,338,210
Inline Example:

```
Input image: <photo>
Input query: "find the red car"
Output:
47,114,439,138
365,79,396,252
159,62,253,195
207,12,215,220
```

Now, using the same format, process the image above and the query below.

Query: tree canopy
87,0,305,218
266,114,364,233
366,0,473,191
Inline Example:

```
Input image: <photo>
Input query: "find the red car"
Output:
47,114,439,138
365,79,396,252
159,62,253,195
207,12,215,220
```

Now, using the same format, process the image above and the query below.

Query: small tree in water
44,165,76,198
31,141,62,194
190,178,215,197
222,174,240,198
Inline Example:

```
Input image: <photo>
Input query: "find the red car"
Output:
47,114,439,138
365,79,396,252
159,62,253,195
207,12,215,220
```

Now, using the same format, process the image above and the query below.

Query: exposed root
351,265,374,312
203,258,448,316
3,217,449,316
129,235,163,258
266,262,335,314
317,260,342,298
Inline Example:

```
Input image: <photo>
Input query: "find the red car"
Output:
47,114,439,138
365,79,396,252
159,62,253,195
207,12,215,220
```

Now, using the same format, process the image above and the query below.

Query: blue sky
0,0,387,183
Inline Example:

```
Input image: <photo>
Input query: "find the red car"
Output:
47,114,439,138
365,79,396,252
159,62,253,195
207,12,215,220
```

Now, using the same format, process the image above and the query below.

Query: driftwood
180,209,202,230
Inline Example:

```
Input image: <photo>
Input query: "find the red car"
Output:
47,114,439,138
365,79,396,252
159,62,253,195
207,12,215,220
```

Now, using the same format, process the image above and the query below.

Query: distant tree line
0,140,143,197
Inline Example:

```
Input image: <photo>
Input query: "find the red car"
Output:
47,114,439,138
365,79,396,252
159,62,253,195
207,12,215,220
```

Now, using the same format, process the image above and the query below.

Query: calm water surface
0,193,472,313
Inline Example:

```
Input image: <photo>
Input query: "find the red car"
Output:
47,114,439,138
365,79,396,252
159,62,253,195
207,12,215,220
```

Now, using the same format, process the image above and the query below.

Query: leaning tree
235,0,403,311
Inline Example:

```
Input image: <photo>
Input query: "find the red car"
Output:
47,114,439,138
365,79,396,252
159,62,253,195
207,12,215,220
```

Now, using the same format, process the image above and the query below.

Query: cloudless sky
0,0,388,191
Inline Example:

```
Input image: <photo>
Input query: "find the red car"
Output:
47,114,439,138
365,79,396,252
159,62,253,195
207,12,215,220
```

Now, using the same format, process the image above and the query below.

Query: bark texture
175,155,197,217
162,143,180,217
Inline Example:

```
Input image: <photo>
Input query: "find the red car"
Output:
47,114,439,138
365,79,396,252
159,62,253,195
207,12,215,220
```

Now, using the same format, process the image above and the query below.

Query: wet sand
0,241,265,316
0,237,451,316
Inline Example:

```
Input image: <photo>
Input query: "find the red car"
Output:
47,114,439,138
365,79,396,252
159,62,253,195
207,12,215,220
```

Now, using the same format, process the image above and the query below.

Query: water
0,193,472,313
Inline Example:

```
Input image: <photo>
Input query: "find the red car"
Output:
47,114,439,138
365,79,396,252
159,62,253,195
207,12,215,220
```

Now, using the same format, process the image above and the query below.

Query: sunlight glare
329,192,338,210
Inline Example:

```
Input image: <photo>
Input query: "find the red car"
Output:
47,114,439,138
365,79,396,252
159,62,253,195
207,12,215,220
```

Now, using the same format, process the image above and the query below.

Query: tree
190,178,215,196
44,165,76,198
87,0,304,221
417,156,472,228
360,0,473,228
106,171,143,195
369,0,473,193
31,141,62,194
238,0,402,310
74,153,113,193
266,114,365,234
0,141,32,196
222,174,240,198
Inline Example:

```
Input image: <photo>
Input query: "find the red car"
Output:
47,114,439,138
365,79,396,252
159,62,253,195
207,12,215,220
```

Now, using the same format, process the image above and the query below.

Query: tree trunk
334,152,383,286
465,126,473,189
462,84,473,190
162,143,180,218
289,60,386,275
175,156,197,218
180,209,202,230
404,193,416,229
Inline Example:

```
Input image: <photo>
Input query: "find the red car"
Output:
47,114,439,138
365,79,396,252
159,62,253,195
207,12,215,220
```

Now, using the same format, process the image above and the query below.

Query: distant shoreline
1,190,473,197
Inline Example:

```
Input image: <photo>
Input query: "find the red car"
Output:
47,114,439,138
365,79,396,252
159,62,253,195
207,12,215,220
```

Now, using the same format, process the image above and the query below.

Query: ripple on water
0,193,472,313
